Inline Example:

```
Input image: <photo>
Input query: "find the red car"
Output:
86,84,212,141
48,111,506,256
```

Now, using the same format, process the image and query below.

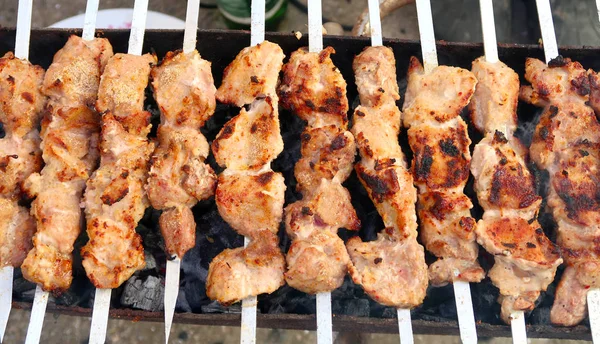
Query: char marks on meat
278,46,360,294
348,46,428,308
0,52,45,269
402,56,485,285
21,36,113,293
81,53,156,289
147,49,217,258
206,41,286,304
520,56,600,326
469,57,561,323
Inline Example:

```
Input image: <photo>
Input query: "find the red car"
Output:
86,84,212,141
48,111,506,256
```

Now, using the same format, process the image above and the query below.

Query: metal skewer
477,0,526,343
306,2,333,343
162,2,201,343
22,3,102,343
0,1,34,342
237,0,266,343
535,2,600,343
366,0,413,342
88,1,149,343
414,0,477,343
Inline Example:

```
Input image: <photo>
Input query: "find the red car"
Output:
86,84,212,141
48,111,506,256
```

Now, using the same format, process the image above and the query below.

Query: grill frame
3,28,599,341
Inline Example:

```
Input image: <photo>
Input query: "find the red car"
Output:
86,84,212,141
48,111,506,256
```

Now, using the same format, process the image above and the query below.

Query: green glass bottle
217,0,288,31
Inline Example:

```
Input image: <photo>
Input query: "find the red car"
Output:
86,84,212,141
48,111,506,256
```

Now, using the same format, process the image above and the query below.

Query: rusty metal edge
12,301,593,340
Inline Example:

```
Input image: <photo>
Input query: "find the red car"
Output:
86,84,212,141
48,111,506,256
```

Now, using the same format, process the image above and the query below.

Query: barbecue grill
2,0,600,342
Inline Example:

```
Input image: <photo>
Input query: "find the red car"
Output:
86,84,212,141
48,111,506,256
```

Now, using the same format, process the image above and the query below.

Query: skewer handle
250,0,265,46
183,0,200,53
510,311,527,344
316,292,332,344
414,0,437,73
82,0,100,41
24,286,48,344
89,288,111,344
0,266,13,343
367,0,383,47
15,0,33,60
534,0,558,62
397,308,413,344
588,289,600,344
128,0,149,56
308,0,323,53
453,280,477,344
478,0,498,63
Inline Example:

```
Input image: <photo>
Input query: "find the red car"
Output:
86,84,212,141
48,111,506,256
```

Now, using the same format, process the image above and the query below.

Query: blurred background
0,0,599,343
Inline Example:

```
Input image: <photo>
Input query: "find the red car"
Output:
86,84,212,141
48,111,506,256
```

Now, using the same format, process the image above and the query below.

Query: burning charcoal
181,249,208,282
438,298,457,319
333,298,370,317
381,307,397,319
529,306,551,325
201,300,241,314
183,278,206,312
175,288,192,313
143,250,157,271
120,276,164,312
13,275,35,295
55,290,80,307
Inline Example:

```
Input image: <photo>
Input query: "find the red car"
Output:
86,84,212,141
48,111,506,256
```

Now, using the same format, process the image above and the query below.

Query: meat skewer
405,1,481,342
19,1,113,343
145,0,217,342
80,1,156,343
204,1,286,342
521,0,600,340
347,1,427,343
278,2,360,342
470,1,561,342
0,0,45,341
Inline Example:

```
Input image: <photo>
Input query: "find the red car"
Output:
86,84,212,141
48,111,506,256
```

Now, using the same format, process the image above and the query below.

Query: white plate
50,8,185,30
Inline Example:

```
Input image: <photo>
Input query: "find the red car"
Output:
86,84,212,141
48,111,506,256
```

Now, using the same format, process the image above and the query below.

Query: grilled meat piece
279,46,359,293
206,41,287,304
0,198,36,267
0,52,45,268
21,36,113,293
147,50,217,258
402,56,484,285
81,53,156,289
206,230,285,305
215,41,284,107
216,171,285,238
279,47,349,128
348,46,428,308
212,97,283,171
43,36,112,110
520,56,600,326
470,57,561,323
